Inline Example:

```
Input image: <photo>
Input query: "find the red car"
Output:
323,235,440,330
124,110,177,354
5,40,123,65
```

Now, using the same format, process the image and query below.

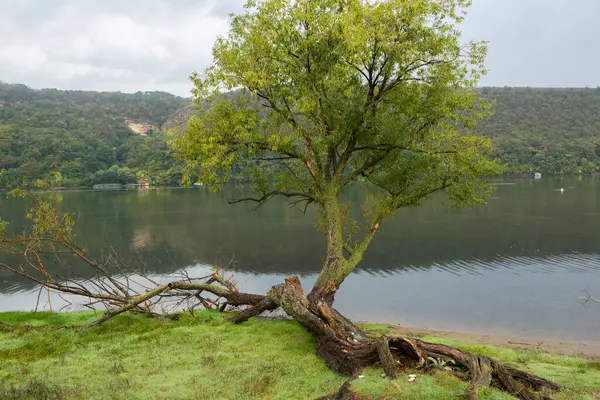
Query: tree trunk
308,194,346,306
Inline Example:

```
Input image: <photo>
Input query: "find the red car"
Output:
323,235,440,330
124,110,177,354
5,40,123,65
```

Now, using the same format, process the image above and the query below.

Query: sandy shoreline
385,325,600,360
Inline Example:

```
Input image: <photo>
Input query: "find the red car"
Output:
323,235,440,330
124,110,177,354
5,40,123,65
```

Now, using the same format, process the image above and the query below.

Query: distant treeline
1,83,600,189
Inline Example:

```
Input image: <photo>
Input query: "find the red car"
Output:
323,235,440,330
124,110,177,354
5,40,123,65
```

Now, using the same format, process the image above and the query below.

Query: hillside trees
0,83,187,188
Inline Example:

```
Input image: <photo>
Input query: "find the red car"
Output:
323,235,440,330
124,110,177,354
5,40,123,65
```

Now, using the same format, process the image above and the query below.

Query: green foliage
178,0,498,201
26,197,74,240
0,311,598,400
0,83,188,188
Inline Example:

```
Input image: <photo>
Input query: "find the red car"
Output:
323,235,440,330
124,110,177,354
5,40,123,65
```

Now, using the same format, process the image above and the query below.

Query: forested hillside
477,87,600,175
1,83,600,189
0,82,189,188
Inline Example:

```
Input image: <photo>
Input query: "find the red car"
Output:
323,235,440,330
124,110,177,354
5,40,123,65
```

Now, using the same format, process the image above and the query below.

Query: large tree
171,1,563,398
176,0,498,305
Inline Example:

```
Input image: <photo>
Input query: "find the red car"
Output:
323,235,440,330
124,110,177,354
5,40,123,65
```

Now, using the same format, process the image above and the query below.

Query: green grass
0,312,598,400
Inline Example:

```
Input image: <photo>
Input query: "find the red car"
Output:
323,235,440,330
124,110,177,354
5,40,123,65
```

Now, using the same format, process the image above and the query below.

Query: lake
1,178,600,342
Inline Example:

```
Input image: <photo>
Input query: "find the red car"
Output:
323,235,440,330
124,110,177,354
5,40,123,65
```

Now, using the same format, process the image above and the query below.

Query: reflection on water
1,178,600,340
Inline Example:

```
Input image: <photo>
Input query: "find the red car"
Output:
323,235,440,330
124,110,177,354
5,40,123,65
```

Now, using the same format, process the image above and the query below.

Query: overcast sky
0,0,598,97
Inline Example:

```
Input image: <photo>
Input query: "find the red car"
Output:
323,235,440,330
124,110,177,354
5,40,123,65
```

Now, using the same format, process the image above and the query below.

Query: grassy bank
0,311,599,400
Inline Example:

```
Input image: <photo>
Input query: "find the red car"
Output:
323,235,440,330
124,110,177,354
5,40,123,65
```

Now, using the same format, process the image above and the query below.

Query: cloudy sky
0,0,598,97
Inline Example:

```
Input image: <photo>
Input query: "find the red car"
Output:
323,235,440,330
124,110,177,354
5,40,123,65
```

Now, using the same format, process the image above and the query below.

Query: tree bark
88,285,170,327
229,297,277,324
371,337,398,379
308,194,346,306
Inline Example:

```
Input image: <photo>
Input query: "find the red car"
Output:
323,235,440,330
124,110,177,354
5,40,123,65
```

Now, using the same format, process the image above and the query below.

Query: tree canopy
175,0,500,302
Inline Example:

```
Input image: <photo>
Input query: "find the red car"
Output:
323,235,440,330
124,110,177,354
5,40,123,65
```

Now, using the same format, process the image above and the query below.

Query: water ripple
366,252,600,278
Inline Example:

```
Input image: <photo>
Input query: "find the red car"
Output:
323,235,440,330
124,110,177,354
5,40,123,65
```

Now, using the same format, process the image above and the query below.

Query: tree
177,0,497,305
171,1,559,398
0,1,560,397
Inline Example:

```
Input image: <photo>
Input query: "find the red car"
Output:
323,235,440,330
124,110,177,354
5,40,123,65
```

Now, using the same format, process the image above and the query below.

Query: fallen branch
508,341,544,348
230,297,277,324
88,285,171,327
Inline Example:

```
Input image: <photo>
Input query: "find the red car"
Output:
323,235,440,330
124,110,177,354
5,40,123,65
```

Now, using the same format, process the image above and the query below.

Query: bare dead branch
228,190,315,210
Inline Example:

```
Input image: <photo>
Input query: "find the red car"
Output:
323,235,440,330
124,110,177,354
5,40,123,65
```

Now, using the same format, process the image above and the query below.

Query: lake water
1,178,600,342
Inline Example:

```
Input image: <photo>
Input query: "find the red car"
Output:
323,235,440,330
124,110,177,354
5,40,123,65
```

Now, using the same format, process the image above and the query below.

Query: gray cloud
0,0,598,96
461,0,600,88
0,0,229,96
208,0,246,18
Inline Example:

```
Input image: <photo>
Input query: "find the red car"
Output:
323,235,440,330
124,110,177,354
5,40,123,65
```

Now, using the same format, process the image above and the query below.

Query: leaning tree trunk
234,277,560,400
308,195,347,307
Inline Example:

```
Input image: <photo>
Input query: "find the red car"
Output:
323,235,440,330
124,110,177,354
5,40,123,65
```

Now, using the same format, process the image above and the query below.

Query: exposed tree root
371,338,398,379
228,277,561,400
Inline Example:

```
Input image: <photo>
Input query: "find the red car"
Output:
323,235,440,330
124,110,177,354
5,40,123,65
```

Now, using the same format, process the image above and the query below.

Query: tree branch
216,138,304,163
375,58,457,102
339,178,454,282
342,242,355,257
255,156,298,161
228,191,315,210
345,59,370,82
252,88,324,186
